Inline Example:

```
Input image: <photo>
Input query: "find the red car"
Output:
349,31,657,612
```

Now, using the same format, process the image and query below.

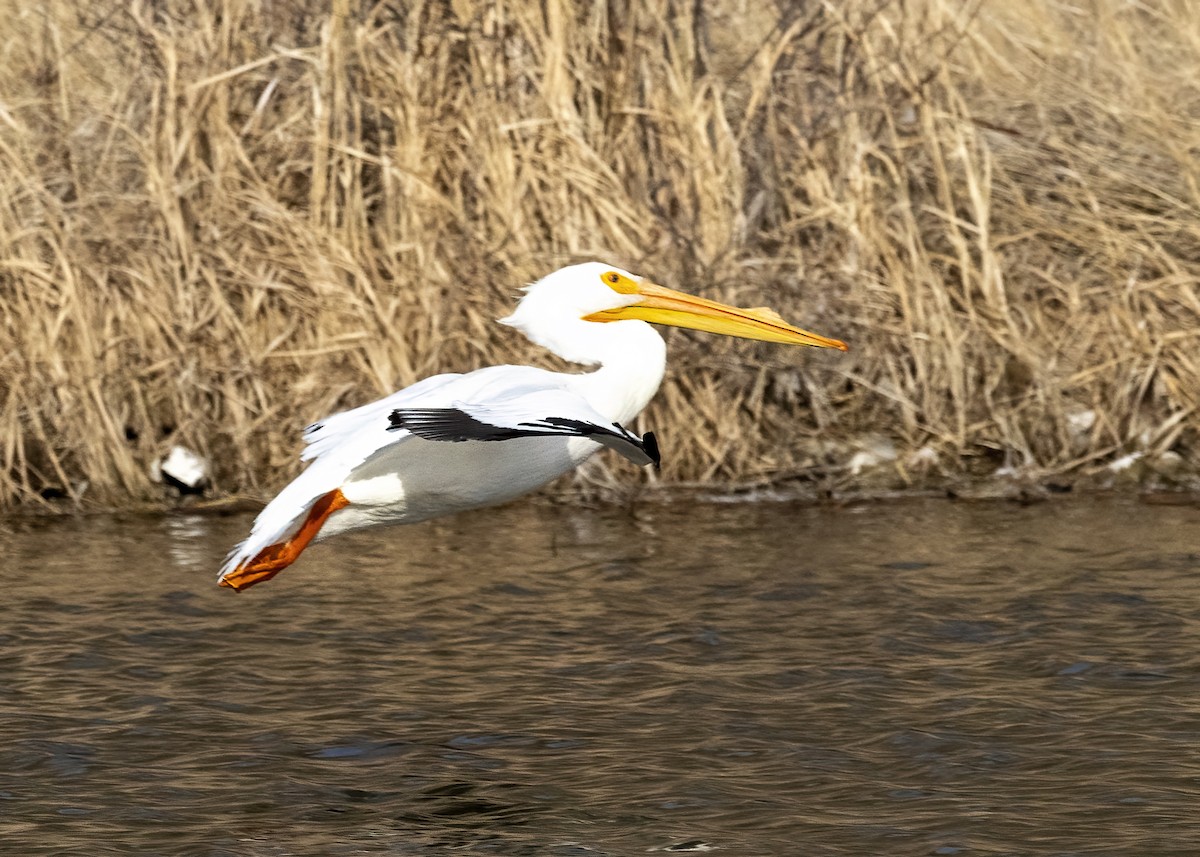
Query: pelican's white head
499,263,648,366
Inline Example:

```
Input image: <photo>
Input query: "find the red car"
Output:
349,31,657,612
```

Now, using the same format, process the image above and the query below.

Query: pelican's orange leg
219,489,349,592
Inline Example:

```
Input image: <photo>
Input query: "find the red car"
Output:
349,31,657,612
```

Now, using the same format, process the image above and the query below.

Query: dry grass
2,0,1200,509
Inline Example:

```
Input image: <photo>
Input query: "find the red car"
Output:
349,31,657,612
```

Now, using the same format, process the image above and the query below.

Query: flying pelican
218,263,847,591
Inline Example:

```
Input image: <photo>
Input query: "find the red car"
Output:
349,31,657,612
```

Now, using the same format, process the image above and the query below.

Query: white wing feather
300,373,460,462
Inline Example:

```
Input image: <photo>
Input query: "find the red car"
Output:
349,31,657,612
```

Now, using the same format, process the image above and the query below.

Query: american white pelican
218,263,847,591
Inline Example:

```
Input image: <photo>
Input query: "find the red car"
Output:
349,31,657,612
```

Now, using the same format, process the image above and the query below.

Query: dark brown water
3,497,1200,855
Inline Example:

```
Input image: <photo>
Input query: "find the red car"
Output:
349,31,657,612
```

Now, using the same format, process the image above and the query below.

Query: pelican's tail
218,489,349,592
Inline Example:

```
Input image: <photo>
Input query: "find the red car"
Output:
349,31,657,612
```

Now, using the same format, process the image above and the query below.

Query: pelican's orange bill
585,279,848,350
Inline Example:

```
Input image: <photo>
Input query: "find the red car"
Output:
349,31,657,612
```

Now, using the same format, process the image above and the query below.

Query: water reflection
163,513,217,572
2,498,1200,853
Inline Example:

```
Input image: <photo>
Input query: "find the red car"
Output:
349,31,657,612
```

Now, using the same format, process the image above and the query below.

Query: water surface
3,497,1200,854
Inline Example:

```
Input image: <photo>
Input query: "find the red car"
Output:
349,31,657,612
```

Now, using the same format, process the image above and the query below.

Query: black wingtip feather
643,431,661,470
389,407,524,441
390,406,660,469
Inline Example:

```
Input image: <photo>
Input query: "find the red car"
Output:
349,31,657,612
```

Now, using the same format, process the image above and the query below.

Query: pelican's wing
388,390,661,468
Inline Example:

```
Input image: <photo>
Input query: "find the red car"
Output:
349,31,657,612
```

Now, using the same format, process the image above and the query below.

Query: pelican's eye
600,270,639,295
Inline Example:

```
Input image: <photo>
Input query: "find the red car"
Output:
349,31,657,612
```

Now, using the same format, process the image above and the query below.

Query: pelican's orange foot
218,488,349,592
219,560,288,592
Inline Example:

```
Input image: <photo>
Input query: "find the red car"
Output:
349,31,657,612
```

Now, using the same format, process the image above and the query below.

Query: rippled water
3,497,1200,854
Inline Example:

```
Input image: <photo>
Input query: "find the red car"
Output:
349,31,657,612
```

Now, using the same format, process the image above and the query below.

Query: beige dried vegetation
2,0,1199,509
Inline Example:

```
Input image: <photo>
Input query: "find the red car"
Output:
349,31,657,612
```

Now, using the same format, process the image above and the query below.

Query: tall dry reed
2,0,1199,508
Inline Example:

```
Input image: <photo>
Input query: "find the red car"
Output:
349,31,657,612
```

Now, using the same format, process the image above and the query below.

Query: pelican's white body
219,264,667,578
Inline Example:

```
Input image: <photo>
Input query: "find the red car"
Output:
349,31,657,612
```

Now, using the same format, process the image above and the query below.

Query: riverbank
3,0,1198,509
